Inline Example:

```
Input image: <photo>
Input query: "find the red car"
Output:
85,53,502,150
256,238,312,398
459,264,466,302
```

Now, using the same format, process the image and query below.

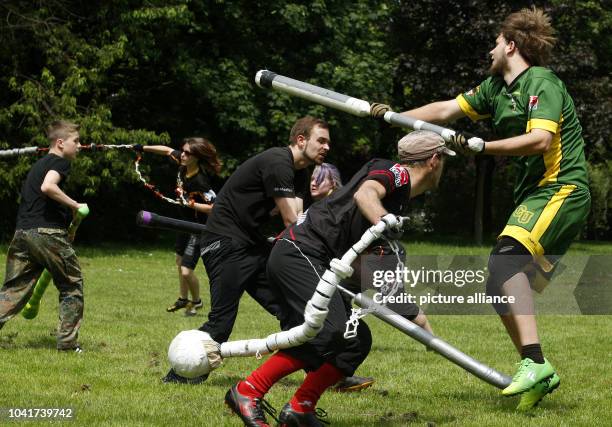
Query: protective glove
132,143,144,153
448,131,485,155
381,214,404,240
370,102,392,119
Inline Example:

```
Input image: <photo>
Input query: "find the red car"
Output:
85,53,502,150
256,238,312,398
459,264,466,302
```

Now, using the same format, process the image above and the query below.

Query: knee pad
486,237,532,304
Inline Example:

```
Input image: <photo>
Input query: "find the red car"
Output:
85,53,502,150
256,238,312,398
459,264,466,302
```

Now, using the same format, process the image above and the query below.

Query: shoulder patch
528,95,539,111
390,163,410,188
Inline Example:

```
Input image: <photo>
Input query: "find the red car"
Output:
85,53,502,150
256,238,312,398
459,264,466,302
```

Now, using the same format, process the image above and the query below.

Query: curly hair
500,7,557,66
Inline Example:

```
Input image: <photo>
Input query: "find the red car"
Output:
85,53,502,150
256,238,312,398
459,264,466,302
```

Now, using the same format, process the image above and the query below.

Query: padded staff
136,210,207,235
255,70,465,143
219,215,401,358
0,144,134,159
338,285,512,389
0,146,41,158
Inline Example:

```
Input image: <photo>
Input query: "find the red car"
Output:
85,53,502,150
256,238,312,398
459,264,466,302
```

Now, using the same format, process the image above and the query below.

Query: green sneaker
502,358,555,396
516,373,560,411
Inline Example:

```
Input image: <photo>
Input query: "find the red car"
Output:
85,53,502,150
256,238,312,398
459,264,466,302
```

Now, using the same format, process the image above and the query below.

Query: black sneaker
333,375,374,392
162,368,208,385
225,384,277,427
278,403,329,426
167,298,189,312
58,345,83,354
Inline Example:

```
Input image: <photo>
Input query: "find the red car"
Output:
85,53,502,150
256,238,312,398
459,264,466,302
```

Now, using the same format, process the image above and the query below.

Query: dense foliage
0,0,609,241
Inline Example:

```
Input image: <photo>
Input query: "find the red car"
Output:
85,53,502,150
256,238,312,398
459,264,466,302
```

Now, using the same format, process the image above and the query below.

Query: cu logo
513,205,534,224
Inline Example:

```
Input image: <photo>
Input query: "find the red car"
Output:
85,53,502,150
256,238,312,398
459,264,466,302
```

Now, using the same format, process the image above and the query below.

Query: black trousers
268,239,372,377
198,232,283,343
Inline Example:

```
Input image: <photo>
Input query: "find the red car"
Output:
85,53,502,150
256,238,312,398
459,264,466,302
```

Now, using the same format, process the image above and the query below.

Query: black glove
370,102,391,119
383,227,404,241
448,131,485,155
132,143,144,153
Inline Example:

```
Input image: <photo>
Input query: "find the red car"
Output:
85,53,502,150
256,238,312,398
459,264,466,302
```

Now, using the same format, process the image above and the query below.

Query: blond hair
47,120,80,146
500,7,557,66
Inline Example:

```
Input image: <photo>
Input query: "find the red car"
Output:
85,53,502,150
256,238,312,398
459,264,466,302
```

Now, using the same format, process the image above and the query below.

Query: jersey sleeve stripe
367,170,395,191
527,118,559,134
536,115,563,187
455,94,491,122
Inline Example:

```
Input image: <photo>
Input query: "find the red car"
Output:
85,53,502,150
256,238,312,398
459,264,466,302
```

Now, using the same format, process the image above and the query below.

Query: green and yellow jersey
456,66,589,204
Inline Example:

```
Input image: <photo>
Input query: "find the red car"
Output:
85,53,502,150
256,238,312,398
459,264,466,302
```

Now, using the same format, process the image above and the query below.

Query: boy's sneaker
278,403,329,426
185,299,203,316
333,375,375,392
225,384,277,427
502,358,555,396
516,373,560,411
166,298,189,312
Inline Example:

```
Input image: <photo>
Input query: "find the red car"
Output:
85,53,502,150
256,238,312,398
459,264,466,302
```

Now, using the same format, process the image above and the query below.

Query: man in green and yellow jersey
371,7,590,410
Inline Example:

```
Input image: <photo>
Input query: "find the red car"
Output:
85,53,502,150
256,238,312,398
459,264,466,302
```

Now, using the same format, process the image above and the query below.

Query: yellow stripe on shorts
500,184,577,256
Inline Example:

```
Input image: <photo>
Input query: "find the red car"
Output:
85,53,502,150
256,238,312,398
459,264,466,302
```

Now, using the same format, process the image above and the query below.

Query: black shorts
175,233,200,270
268,239,372,376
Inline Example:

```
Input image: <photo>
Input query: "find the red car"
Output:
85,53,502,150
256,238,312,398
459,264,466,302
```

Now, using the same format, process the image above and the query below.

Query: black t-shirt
206,147,308,246
288,158,411,260
16,153,72,230
169,150,215,224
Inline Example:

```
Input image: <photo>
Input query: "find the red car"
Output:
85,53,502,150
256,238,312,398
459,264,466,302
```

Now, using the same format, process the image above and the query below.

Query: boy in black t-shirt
225,131,454,426
0,120,87,352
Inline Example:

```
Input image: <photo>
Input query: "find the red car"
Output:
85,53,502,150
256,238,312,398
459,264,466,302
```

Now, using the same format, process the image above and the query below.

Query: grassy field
0,239,610,426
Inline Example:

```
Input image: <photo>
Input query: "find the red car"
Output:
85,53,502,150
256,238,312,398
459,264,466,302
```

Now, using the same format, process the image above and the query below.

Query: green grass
0,240,610,426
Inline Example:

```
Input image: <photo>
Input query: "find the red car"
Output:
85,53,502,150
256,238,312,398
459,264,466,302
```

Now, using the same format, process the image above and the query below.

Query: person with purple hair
310,163,343,201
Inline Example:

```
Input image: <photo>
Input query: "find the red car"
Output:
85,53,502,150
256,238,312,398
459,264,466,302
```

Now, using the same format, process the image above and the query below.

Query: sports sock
290,362,344,413
521,343,544,364
237,352,306,398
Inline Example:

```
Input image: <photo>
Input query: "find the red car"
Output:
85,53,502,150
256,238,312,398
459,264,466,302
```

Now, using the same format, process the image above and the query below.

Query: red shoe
225,384,277,427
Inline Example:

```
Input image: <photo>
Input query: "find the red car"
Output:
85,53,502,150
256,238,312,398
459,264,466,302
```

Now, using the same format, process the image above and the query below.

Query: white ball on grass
168,330,222,378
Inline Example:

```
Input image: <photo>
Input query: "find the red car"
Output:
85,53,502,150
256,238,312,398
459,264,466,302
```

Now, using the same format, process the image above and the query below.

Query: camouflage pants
0,228,83,349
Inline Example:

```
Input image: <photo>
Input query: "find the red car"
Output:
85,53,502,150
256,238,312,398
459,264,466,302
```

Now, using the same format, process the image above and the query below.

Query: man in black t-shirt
225,131,454,426
0,120,87,352
196,116,330,346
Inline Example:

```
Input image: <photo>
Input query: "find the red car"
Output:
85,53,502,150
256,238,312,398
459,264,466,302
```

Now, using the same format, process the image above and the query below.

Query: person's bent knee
486,237,532,313
180,266,195,280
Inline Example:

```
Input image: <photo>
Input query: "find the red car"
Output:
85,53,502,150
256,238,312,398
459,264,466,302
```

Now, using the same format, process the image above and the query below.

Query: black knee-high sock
521,344,544,363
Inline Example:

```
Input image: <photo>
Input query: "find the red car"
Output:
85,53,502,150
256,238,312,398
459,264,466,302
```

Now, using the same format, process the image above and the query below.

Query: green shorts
500,184,590,264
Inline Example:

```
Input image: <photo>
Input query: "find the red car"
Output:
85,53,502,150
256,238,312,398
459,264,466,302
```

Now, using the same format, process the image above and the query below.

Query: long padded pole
0,144,134,159
0,147,41,158
337,285,512,389
255,70,461,143
136,211,207,235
